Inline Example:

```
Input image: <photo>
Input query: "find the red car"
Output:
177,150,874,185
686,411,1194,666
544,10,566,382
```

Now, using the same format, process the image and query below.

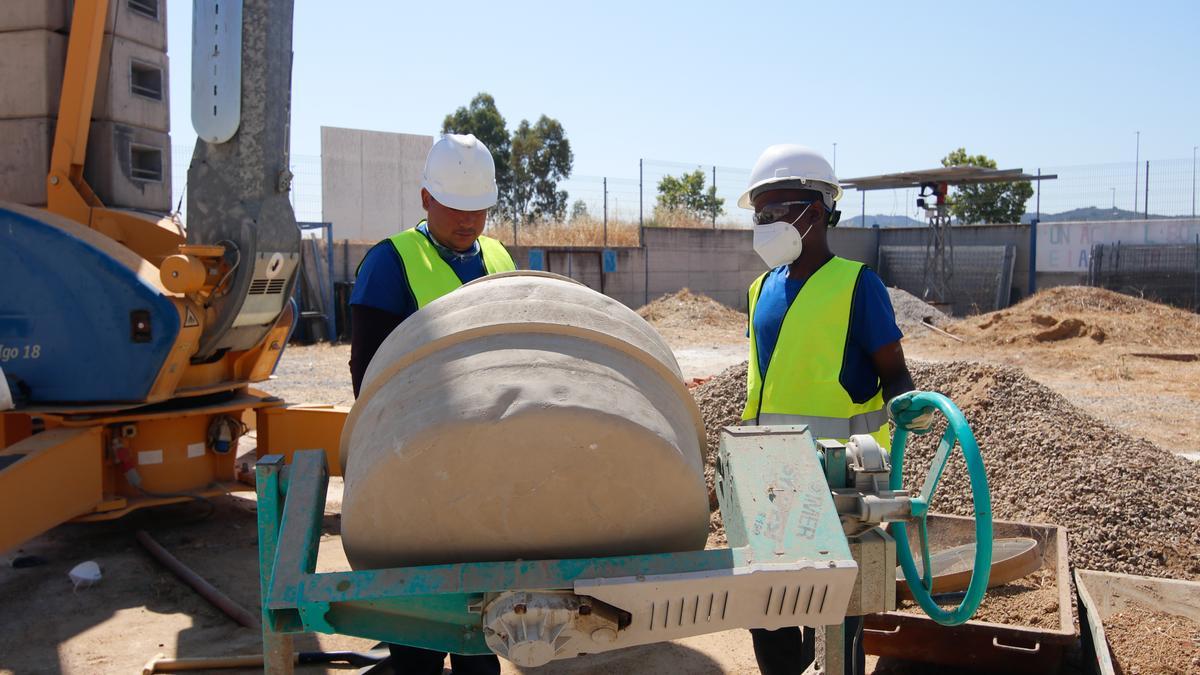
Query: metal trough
864,513,1075,672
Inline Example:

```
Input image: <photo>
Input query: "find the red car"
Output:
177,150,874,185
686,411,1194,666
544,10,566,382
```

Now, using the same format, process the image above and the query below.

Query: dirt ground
4,286,1196,674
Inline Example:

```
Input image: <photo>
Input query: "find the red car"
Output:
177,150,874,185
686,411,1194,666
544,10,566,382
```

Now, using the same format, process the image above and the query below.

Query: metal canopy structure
840,167,1057,307
841,166,1054,192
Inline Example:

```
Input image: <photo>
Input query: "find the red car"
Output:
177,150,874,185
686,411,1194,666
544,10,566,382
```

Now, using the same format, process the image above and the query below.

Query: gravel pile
888,287,951,335
691,359,1200,579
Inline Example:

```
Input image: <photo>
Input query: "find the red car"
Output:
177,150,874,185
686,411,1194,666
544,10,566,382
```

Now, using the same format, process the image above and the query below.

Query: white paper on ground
68,561,102,590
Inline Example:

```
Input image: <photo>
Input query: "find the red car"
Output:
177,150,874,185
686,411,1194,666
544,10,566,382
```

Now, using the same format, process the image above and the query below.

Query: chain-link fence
1089,240,1200,312
170,146,324,223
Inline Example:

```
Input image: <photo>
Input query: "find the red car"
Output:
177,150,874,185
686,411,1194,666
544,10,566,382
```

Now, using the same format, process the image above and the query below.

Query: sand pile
637,289,744,332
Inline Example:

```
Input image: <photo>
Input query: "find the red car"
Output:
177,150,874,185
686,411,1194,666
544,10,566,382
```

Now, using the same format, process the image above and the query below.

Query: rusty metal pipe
141,650,387,673
135,529,260,629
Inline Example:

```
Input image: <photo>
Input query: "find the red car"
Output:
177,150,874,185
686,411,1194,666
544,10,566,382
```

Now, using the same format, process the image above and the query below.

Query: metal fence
170,147,1200,237
1088,240,1200,312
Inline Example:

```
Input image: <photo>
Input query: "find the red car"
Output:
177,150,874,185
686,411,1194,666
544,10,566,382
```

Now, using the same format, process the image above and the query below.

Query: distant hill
1020,206,1188,223
838,207,1192,228
841,214,926,228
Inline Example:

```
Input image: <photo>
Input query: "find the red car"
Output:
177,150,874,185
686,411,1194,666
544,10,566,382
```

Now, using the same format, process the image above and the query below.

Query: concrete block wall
828,226,880,268
0,113,56,204
94,34,170,132
0,0,166,49
84,120,171,210
323,223,1116,330
0,1,70,32
0,0,170,210
642,227,766,310
830,223,1035,305
0,29,66,118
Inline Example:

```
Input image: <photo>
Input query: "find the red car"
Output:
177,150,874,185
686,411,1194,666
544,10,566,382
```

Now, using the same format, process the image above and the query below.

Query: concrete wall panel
321,126,432,242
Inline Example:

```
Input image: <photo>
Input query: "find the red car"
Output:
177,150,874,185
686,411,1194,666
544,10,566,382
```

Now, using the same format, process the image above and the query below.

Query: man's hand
888,391,936,435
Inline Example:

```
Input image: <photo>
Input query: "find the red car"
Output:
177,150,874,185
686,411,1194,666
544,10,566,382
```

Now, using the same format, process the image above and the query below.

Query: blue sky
167,0,1199,216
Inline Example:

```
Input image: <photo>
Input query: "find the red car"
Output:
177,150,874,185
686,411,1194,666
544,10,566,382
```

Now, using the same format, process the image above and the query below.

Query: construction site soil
1103,606,1200,674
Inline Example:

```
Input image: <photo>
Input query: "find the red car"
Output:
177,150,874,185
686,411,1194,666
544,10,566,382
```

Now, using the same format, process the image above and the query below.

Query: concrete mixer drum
339,272,711,570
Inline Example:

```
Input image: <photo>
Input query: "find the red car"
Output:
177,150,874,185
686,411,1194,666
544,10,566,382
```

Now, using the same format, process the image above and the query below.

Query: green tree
510,116,574,223
442,93,513,215
656,170,724,221
941,148,1034,224
443,94,573,224
570,199,589,221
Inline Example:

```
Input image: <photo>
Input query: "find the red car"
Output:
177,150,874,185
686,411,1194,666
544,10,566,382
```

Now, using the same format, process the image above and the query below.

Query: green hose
889,391,993,626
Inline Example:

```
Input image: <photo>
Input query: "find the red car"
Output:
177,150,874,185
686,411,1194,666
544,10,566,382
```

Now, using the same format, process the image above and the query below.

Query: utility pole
1193,145,1197,219
832,142,837,174
1134,131,1140,213
712,165,717,228
1110,187,1116,210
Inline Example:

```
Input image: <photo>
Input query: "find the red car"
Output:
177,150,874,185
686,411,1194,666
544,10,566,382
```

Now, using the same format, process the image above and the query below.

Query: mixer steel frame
257,427,864,673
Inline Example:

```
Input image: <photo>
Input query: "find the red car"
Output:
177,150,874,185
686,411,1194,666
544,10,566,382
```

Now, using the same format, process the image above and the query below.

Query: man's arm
871,340,916,403
349,305,404,397
347,243,415,397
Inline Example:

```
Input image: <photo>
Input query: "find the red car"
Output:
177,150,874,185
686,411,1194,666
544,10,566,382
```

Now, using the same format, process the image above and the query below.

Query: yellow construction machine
0,0,345,553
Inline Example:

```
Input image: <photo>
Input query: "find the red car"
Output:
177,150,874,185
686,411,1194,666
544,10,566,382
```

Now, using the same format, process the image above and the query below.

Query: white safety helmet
737,144,843,211
421,133,499,211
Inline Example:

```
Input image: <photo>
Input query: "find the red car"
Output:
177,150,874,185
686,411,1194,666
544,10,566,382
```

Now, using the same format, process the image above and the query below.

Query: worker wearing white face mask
738,144,932,675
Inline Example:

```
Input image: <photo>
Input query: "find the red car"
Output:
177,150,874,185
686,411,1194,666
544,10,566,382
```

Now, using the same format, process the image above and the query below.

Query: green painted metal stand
256,426,856,673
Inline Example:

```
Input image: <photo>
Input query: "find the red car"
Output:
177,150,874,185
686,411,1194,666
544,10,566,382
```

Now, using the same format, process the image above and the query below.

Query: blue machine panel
0,206,179,404
527,249,545,271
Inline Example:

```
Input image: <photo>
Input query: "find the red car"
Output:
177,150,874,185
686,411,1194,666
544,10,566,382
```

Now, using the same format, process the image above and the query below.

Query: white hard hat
737,144,843,210
421,133,499,211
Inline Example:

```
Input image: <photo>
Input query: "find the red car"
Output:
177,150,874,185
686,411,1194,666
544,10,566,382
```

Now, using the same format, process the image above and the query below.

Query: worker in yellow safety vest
348,133,513,675
738,145,934,675
349,133,515,396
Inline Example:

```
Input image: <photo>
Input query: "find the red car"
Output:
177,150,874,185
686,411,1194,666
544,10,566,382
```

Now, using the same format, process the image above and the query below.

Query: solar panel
841,167,1057,191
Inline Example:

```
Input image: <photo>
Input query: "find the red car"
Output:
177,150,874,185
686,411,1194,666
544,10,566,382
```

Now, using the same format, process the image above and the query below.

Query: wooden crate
1075,569,1200,675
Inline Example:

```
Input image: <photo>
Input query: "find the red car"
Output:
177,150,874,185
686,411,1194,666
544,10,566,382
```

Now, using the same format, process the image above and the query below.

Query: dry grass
482,209,745,248
485,217,641,247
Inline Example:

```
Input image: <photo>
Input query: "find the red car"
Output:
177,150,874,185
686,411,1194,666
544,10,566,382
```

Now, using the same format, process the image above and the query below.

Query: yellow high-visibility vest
386,226,515,309
743,256,890,449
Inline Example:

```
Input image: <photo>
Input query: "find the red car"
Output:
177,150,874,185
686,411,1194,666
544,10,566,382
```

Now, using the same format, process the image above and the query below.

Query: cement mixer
256,272,993,675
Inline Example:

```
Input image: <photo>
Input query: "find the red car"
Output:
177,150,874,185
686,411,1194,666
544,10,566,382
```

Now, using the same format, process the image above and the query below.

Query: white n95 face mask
753,214,815,268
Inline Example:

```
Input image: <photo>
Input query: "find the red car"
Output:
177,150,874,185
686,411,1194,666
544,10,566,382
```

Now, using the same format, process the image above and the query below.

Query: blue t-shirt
349,223,487,320
752,261,902,404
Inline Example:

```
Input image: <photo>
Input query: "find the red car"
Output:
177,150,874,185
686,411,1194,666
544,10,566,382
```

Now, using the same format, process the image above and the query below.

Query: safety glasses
753,200,817,226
